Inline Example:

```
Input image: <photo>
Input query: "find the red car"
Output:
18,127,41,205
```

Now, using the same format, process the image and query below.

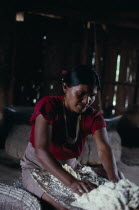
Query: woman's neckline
63,98,81,144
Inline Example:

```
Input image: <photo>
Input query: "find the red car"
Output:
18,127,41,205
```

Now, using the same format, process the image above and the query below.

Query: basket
0,183,41,210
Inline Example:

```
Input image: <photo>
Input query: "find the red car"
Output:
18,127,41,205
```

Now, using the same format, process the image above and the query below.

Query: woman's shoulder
83,106,105,122
30,96,64,124
82,107,106,132
83,106,101,117
36,96,64,107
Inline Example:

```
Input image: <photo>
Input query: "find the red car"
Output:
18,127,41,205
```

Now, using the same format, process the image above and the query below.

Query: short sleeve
91,112,106,134
29,97,55,125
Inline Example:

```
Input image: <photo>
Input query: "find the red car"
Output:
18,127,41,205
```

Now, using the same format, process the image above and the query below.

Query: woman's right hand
69,179,97,196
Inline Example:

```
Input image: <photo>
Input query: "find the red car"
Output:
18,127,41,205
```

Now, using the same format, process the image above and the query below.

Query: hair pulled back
61,65,101,89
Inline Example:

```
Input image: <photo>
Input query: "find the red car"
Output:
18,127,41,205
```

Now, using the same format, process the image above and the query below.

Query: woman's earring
87,96,91,104
63,87,66,94
63,83,67,94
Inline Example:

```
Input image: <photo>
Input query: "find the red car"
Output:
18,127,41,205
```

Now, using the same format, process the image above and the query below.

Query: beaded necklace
63,99,81,144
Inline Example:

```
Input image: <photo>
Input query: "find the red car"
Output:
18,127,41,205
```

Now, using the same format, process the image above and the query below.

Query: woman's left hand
109,170,125,182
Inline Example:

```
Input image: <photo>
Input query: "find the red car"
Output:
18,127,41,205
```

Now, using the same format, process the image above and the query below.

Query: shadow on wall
117,105,139,148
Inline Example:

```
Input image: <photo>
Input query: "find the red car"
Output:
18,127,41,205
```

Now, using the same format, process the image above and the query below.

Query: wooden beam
89,19,139,30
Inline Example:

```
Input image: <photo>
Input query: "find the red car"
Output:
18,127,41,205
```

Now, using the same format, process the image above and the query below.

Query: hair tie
61,70,68,75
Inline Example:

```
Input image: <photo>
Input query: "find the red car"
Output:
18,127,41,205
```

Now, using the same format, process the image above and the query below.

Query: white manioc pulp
72,179,139,210
63,164,139,210
62,164,81,180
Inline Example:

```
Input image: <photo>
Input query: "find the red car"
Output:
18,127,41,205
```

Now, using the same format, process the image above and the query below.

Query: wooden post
93,23,103,113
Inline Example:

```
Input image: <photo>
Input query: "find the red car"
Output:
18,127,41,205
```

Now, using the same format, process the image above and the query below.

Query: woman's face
63,83,98,113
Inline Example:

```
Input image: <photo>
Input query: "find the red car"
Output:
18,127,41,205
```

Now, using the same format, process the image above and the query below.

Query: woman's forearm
36,148,76,186
98,145,119,181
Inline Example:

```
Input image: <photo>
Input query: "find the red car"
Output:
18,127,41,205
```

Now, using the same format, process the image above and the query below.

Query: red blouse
30,96,106,160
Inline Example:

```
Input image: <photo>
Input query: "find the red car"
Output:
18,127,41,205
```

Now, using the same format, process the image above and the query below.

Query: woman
21,65,122,210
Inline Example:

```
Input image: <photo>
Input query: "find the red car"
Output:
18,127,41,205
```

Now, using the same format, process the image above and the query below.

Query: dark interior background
0,0,139,147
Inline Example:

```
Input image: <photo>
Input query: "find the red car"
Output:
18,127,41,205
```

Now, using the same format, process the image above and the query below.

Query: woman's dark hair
61,65,101,89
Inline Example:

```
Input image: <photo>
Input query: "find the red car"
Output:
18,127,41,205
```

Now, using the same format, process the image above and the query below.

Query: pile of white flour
63,164,139,210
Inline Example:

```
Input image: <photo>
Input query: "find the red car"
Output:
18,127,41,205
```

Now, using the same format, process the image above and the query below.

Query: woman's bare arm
93,127,120,182
34,114,94,194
